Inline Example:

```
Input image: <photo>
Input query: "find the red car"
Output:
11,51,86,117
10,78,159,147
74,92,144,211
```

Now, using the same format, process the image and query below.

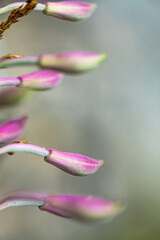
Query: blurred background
0,0,160,239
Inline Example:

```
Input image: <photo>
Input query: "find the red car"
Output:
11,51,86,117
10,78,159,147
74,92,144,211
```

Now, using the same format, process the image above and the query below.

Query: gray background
0,0,160,239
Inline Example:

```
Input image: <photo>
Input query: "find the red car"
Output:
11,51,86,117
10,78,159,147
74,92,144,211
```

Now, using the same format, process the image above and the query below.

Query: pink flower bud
18,70,63,90
44,149,103,176
0,86,36,106
43,1,97,22
40,195,124,223
0,191,124,224
0,116,27,143
39,51,107,74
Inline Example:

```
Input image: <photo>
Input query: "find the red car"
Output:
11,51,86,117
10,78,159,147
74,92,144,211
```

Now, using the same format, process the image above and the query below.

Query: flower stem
0,191,46,211
0,2,45,15
0,143,49,157
0,56,38,68
0,78,20,87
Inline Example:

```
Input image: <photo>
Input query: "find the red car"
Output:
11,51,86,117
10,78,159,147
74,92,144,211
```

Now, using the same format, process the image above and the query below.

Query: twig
0,0,38,40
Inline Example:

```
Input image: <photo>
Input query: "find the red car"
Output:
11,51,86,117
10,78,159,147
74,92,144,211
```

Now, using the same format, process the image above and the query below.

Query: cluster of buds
0,1,124,226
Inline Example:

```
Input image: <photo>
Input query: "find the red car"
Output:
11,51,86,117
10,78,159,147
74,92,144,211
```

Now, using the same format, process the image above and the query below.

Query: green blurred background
0,0,160,239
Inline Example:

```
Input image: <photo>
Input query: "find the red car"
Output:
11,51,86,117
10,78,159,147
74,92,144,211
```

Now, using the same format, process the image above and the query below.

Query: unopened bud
40,195,124,223
45,149,103,176
43,1,97,21
18,70,63,90
39,51,107,74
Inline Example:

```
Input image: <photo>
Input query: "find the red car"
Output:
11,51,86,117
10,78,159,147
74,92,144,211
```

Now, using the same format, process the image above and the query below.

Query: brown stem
0,0,38,40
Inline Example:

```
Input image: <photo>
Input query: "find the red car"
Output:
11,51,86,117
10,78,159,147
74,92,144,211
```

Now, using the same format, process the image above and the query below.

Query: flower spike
0,191,124,224
0,116,27,143
0,143,103,176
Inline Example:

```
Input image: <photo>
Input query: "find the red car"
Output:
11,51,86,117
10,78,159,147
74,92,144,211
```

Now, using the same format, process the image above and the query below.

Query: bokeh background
0,0,160,239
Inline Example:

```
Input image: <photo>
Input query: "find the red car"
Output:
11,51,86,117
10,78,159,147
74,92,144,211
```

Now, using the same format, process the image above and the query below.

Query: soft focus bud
0,116,27,143
0,87,34,106
40,195,124,223
44,149,103,176
18,70,63,90
39,51,107,74
43,1,97,22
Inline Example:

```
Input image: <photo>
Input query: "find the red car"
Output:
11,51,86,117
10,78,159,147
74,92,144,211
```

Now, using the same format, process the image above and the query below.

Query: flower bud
0,116,27,143
43,1,97,22
0,87,33,106
40,195,124,223
44,149,103,176
18,70,63,90
39,51,107,74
